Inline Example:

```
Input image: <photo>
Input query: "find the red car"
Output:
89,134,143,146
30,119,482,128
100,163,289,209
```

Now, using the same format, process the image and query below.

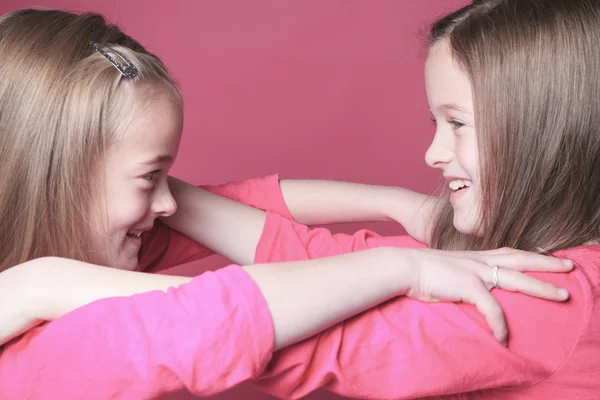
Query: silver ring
492,265,499,289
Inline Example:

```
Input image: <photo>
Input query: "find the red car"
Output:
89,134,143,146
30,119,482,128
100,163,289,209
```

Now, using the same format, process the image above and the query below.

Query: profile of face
424,40,481,235
89,88,183,270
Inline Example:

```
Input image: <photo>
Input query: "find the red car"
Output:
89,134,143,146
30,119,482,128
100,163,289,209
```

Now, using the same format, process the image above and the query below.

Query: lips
126,225,153,239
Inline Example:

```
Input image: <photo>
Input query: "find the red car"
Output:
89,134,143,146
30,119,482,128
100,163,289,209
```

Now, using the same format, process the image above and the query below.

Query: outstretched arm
163,176,436,266
279,178,437,242
0,244,568,399
1,239,569,348
5,247,413,349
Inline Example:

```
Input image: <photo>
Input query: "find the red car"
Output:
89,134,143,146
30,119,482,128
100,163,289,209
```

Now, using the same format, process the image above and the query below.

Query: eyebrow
437,104,471,113
139,154,174,165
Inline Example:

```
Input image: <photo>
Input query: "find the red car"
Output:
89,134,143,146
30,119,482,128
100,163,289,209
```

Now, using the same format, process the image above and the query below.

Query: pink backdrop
0,1,467,399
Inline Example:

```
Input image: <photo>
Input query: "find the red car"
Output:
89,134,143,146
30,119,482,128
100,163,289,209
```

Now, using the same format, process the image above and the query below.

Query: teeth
128,231,142,238
449,179,472,191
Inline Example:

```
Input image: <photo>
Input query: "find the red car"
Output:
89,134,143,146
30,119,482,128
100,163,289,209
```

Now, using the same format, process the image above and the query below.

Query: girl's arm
279,178,437,242
139,174,291,272
4,247,414,350
0,246,568,399
1,241,569,348
144,174,433,270
163,176,436,266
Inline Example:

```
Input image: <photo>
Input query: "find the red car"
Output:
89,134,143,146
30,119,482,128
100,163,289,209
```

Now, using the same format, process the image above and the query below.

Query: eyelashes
429,117,464,130
450,120,465,130
143,170,161,182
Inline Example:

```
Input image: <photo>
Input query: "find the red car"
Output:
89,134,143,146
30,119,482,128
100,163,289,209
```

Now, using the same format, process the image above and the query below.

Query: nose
425,129,454,169
152,180,178,217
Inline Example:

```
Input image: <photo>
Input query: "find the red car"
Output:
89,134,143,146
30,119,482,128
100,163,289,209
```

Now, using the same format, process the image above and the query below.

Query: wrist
378,186,438,242
373,247,414,297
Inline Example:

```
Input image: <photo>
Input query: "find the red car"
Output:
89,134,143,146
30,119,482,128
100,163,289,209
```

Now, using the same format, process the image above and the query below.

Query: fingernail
562,259,573,268
501,339,508,347
558,288,569,300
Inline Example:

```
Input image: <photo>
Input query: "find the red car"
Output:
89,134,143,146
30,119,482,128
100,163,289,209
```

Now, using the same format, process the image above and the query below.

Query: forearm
280,179,438,242
0,259,194,344
163,176,266,265
244,247,409,349
162,177,436,266
24,258,193,320
10,248,410,350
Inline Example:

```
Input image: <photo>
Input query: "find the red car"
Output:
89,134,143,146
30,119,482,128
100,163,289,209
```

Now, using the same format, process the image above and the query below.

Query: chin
100,248,138,270
115,256,140,271
452,215,480,236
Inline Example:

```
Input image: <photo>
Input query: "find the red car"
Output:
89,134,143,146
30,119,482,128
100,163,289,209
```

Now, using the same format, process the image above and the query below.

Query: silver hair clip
91,41,139,78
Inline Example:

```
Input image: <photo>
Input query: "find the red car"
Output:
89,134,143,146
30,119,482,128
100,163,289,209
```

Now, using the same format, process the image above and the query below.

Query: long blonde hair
0,9,180,271
427,0,600,252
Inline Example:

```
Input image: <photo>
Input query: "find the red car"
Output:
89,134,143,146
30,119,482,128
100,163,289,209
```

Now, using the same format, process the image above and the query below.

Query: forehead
424,40,473,113
107,88,183,163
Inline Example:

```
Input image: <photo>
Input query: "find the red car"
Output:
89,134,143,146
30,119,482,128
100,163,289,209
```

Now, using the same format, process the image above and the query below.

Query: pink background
1,1,467,398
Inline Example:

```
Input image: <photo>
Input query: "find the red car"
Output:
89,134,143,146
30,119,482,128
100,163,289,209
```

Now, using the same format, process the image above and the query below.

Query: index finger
461,283,508,345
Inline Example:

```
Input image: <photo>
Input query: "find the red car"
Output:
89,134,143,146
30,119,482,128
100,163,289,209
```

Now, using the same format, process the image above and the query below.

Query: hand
382,188,440,244
401,247,572,345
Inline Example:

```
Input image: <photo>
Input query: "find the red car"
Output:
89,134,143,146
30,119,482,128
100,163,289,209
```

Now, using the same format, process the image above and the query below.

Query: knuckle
466,275,482,287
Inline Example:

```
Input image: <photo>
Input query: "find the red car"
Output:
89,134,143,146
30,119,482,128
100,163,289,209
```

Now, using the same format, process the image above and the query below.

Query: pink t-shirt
0,175,290,399
251,212,600,399
1,175,599,399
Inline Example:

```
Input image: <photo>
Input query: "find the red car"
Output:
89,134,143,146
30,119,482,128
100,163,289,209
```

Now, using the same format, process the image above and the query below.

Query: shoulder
495,245,600,381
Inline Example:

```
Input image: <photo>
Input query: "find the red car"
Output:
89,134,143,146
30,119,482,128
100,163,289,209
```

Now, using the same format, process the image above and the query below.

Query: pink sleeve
0,265,275,399
140,174,292,272
202,174,292,220
250,212,586,399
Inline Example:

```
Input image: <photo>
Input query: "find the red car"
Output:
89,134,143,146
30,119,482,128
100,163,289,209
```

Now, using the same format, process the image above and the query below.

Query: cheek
106,189,151,232
456,135,479,179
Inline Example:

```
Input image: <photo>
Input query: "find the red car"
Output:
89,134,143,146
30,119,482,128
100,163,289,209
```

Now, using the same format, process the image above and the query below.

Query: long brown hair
427,0,600,252
0,9,180,271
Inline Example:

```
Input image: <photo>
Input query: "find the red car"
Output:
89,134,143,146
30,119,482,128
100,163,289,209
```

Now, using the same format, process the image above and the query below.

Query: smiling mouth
449,179,472,192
